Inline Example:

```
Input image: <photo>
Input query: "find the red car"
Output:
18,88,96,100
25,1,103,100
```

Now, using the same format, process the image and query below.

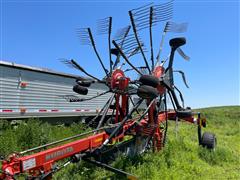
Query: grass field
0,106,239,179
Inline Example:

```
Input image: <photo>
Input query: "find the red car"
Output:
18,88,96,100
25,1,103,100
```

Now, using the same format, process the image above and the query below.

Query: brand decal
45,147,74,161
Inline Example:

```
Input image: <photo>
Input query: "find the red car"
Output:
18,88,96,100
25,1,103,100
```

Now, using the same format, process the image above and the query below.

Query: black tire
137,85,158,99
139,75,159,88
201,132,217,150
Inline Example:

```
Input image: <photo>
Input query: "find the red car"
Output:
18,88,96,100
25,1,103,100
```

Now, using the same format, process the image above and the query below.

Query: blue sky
0,0,239,108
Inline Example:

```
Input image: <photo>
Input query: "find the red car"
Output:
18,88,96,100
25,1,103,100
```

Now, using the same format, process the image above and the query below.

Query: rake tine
124,66,146,72
154,0,173,8
133,9,150,17
155,21,188,66
134,13,150,21
124,48,141,55
174,70,189,88
136,20,156,28
154,3,173,11
60,58,79,70
154,10,173,17
119,35,136,43
120,37,137,45
123,42,143,51
97,17,113,73
123,45,140,52
155,11,173,18
154,12,173,19
123,46,139,52
120,33,143,50
176,47,190,61
131,2,153,14
149,6,154,71
113,25,131,40
96,17,112,35
112,40,142,75
119,43,144,69
155,23,168,65
60,59,101,81
127,46,147,57
154,7,173,12
71,59,102,81
137,23,157,32
165,22,188,33
124,41,143,48
108,17,113,73
122,41,138,48
126,42,147,54
120,39,137,46
154,15,173,22
153,0,173,23
112,25,131,70
122,41,137,47
76,28,92,46
129,10,151,73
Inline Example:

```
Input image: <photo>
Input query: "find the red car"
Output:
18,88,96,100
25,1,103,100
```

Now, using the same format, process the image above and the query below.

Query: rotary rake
0,1,216,179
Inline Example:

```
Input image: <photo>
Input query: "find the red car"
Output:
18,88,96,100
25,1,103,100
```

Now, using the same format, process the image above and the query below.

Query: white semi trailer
0,60,111,121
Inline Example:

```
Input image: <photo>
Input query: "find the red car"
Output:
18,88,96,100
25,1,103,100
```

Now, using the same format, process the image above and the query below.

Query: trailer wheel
201,132,217,150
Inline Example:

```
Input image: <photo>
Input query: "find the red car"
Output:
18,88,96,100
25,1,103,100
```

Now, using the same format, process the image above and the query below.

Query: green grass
0,106,239,179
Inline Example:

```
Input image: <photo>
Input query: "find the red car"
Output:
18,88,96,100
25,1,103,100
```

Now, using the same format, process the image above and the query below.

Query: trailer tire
201,132,217,150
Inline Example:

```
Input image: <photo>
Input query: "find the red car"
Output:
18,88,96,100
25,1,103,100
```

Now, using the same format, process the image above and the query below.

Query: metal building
0,61,111,120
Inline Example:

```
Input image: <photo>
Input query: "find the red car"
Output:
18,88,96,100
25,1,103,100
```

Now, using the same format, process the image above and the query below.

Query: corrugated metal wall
0,64,111,119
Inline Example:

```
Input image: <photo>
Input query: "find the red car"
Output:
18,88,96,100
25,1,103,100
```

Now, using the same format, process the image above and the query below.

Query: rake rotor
0,2,217,180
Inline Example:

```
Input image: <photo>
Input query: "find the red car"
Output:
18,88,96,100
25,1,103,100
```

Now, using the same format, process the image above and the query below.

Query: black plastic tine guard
76,80,92,87
169,37,186,50
139,75,159,88
137,85,158,99
73,84,88,95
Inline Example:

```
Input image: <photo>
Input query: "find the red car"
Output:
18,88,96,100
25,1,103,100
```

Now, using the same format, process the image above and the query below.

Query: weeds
0,106,239,179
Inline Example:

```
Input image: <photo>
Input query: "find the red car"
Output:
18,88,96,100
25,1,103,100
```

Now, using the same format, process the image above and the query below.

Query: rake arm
61,59,102,82
174,70,189,88
112,40,143,75
97,17,113,74
87,28,109,76
129,11,151,73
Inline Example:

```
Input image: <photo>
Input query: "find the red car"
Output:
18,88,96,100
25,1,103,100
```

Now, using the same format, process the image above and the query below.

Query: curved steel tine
113,25,131,40
165,22,188,33
131,2,153,14
154,0,174,8
129,10,151,73
176,48,190,61
112,40,143,75
96,16,112,35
